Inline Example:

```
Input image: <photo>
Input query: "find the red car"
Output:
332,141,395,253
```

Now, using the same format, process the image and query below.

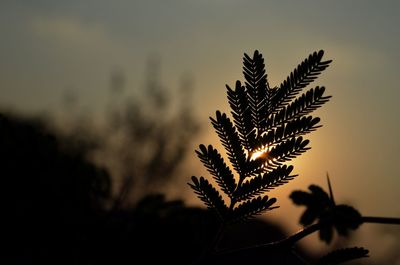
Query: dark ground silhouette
2,112,310,265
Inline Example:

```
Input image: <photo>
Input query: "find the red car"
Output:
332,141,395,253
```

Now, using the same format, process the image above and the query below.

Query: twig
212,214,400,260
215,222,321,257
191,223,225,265
362,216,400,225
210,223,225,251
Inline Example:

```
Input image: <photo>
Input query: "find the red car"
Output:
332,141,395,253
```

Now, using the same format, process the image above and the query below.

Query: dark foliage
189,50,331,224
290,183,362,244
317,247,369,265
1,113,110,264
189,176,229,220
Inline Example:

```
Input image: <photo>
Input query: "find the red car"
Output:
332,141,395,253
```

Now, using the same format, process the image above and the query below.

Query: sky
1,0,399,261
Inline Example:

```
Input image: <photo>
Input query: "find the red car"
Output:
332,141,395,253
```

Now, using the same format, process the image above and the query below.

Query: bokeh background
1,1,399,264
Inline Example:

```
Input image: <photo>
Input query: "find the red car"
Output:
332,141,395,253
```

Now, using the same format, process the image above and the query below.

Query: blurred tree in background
56,57,200,208
1,112,111,264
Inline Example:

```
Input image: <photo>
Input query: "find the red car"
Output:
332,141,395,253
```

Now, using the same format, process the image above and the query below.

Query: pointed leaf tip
301,139,310,148
191,176,199,185
199,144,206,151
268,197,277,205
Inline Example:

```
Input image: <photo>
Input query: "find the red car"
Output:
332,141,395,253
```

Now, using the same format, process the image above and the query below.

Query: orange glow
250,148,268,160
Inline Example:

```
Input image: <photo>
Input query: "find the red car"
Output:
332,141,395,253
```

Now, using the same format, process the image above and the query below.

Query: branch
190,223,226,265
214,222,321,258
362,216,400,225
212,214,400,260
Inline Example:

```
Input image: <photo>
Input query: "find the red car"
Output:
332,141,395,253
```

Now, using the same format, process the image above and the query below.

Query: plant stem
190,223,225,265
279,222,321,246
210,223,225,251
362,216,400,225
215,222,321,257
213,214,400,259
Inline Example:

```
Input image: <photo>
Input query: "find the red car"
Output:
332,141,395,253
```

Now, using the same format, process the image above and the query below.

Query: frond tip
227,81,255,150
270,50,331,113
243,50,270,133
210,111,247,178
231,195,278,222
234,165,297,201
317,247,369,265
188,176,228,220
195,144,236,197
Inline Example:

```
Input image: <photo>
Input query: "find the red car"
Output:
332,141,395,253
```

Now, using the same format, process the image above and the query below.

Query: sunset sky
1,0,399,261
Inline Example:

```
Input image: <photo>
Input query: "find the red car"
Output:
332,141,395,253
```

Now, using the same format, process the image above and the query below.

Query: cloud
30,15,125,56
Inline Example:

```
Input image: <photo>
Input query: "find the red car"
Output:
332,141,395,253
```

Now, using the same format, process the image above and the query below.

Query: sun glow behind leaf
250,148,268,161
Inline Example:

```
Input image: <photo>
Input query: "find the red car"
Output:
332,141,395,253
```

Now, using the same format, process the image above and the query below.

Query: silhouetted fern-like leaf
268,137,310,166
270,50,331,113
227,81,255,150
317,247,369,265
268,86,330,129
210,111,248,179
231,195,278,221
195,144,236,197
188,176,228,220
190,49,331,224
234,165,296,201
243,50,269,133
261,116,321,148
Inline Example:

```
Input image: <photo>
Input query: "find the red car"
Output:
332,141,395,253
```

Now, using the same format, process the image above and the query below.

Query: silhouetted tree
1,113,110,264
56,58,200,208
